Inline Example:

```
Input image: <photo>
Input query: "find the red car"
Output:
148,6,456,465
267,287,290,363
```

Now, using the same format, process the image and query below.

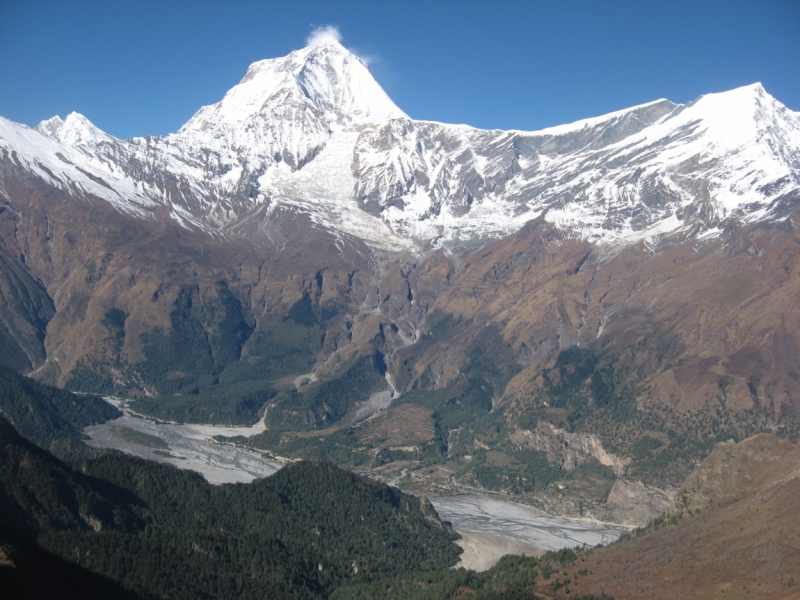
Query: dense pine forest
0,413,462,598
0,365,120,458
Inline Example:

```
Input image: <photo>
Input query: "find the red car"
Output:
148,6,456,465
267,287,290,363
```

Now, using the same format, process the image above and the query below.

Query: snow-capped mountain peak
34,115,64,137
35,111,116,154
180,37,405,136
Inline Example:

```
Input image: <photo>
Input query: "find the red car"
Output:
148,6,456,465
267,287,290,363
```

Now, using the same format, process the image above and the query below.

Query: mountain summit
181,38,406,135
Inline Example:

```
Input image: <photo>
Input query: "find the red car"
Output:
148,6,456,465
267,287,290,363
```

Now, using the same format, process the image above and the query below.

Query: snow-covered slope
0,113,159,221
2,38,799,254
355,83,800,248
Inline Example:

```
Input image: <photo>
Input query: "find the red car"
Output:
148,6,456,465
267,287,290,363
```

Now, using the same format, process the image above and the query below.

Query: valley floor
83,400,627,569
431,496,624,554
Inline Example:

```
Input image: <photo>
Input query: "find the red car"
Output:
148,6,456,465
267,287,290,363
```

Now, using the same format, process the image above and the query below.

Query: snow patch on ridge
260,129,413,251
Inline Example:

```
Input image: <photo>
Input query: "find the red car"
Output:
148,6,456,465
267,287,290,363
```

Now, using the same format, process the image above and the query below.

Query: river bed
83,399,281,484
430,495,624,552
84,401,625,558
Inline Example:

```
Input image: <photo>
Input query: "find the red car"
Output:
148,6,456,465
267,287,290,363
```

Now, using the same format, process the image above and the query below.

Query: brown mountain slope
537,434,800,600
391,213,800,492
0,166,378,390
413,215,800,425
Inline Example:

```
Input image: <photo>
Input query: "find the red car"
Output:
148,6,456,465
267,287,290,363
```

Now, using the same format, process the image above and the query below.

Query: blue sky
1,0,798,139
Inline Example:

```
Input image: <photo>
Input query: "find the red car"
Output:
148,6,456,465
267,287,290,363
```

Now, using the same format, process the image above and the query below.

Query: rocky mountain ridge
2,38,797,254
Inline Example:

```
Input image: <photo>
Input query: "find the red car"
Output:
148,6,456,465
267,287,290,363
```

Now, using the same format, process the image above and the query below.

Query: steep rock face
0,245,53,372
601,479,676,526
509,422,629,476
0,148,376,395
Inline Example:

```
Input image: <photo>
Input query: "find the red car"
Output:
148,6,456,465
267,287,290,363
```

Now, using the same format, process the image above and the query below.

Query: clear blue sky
1,0,798,139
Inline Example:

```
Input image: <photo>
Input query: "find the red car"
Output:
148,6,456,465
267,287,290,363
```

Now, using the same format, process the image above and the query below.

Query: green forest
0,365,120,458
333,550,615,600
0,413,461,599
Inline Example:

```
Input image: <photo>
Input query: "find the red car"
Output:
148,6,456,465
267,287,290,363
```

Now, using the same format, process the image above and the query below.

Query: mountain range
1,37,799,514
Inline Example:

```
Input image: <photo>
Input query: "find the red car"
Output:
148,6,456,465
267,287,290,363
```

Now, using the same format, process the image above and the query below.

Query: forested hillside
0,416,461,599
0,365,120,458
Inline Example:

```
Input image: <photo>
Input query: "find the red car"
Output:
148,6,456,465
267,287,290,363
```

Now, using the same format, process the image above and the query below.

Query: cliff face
509,422,629,476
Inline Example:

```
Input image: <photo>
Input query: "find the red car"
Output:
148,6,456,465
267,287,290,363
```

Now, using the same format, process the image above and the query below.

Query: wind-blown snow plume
306,25,342,47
